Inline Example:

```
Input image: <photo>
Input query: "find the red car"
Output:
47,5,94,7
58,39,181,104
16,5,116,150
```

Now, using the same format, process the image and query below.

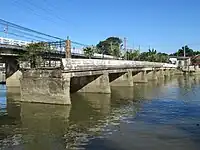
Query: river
0,75,200,150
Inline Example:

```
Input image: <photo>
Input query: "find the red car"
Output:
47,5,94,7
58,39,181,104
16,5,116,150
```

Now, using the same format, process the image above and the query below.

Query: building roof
192,54,200,60
177,57,190,60
169,56,190,60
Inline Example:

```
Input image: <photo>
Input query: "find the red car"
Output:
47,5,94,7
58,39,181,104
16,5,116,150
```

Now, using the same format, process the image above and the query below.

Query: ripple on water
1,77,200,150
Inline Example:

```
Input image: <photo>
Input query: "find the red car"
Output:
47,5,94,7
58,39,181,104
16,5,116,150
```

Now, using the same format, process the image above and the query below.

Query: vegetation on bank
22,37,200,68
85,37,200,63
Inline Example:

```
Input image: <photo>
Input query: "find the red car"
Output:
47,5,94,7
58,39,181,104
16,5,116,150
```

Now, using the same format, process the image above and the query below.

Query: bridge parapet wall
62,59,177,72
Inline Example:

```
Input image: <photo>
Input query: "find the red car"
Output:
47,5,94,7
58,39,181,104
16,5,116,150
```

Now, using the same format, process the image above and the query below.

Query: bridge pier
156,69,165,79
146,70,158,81
20,70,71,105
110,70,133,86
133,70,148,83
72,72,111,94
169,69,175,76
164,69,171,78
4,57,22,93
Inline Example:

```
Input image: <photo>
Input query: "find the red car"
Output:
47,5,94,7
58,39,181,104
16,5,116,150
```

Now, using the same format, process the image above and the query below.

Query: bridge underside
19,68,175,105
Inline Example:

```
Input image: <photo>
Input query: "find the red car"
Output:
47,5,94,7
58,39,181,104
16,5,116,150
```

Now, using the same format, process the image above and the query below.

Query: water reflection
0,75,200,149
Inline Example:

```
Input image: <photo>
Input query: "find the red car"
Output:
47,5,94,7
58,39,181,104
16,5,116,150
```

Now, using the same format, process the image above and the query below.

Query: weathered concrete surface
6,70,22,94
164,69,171,77
133,71,148,83
62,59,176,72
156,69,165,79
77,73,111,93
6,70,22,87
146,70,158,81
110,70,133,86
18,59,177,105
20,70,71,105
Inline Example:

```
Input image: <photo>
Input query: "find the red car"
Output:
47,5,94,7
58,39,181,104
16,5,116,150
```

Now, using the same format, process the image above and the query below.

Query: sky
1,0,200,53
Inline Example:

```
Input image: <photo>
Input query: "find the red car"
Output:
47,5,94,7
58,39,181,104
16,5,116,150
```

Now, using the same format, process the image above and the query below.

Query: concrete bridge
0,38,121,84
19,59,176,105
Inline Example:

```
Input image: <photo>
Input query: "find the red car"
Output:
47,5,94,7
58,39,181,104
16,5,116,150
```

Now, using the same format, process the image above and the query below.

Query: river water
0,76,200,150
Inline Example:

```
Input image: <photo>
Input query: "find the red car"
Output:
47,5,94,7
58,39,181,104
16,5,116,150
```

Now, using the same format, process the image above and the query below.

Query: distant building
169,57,178,65
169,56,191,68
177,57,191,68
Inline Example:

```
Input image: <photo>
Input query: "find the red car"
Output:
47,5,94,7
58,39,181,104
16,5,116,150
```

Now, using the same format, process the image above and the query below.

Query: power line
11,0,61,27
0,17,90,48
0,18,63,41
0,31,41,42
24,0,69,24
71,41,90,47
8,28,54,42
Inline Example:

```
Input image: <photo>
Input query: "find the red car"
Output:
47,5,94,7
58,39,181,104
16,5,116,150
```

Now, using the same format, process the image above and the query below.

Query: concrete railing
62,59,177,72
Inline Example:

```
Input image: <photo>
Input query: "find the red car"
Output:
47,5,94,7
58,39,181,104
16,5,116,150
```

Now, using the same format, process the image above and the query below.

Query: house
169,56,191,68
169,57,178,65
177,57,191,68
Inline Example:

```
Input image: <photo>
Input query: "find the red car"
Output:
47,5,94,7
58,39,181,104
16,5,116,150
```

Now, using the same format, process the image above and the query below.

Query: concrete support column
156,69,165,79
147,70,158,81
5,58,22,93
110,70,133,86
164,69,171,78
133,70,148,83
20,70,71,105
169,69,175,76
78,73,111,93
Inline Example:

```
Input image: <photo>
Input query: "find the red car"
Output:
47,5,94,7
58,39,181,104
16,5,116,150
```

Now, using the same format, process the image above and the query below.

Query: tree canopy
83,46,95,58
123,48,169,63
18,42,49,68
96,37,122,57
170,45,200,57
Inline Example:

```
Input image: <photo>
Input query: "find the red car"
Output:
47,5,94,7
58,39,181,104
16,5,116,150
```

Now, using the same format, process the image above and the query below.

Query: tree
171,45,194,57
157,52,169,62
18,42,47,68
83,46,95,58
136,48,169,63
123,49,140,60
96,37,122,57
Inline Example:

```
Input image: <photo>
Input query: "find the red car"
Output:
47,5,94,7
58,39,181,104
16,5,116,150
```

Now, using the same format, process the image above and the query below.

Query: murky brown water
0,75,200,150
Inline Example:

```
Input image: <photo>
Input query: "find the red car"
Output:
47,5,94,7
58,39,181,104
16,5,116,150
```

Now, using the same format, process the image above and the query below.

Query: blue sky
1,0,200,53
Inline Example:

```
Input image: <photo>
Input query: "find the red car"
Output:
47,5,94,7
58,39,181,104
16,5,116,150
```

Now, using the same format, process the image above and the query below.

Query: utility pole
124,37,127,60
183,45,186,57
